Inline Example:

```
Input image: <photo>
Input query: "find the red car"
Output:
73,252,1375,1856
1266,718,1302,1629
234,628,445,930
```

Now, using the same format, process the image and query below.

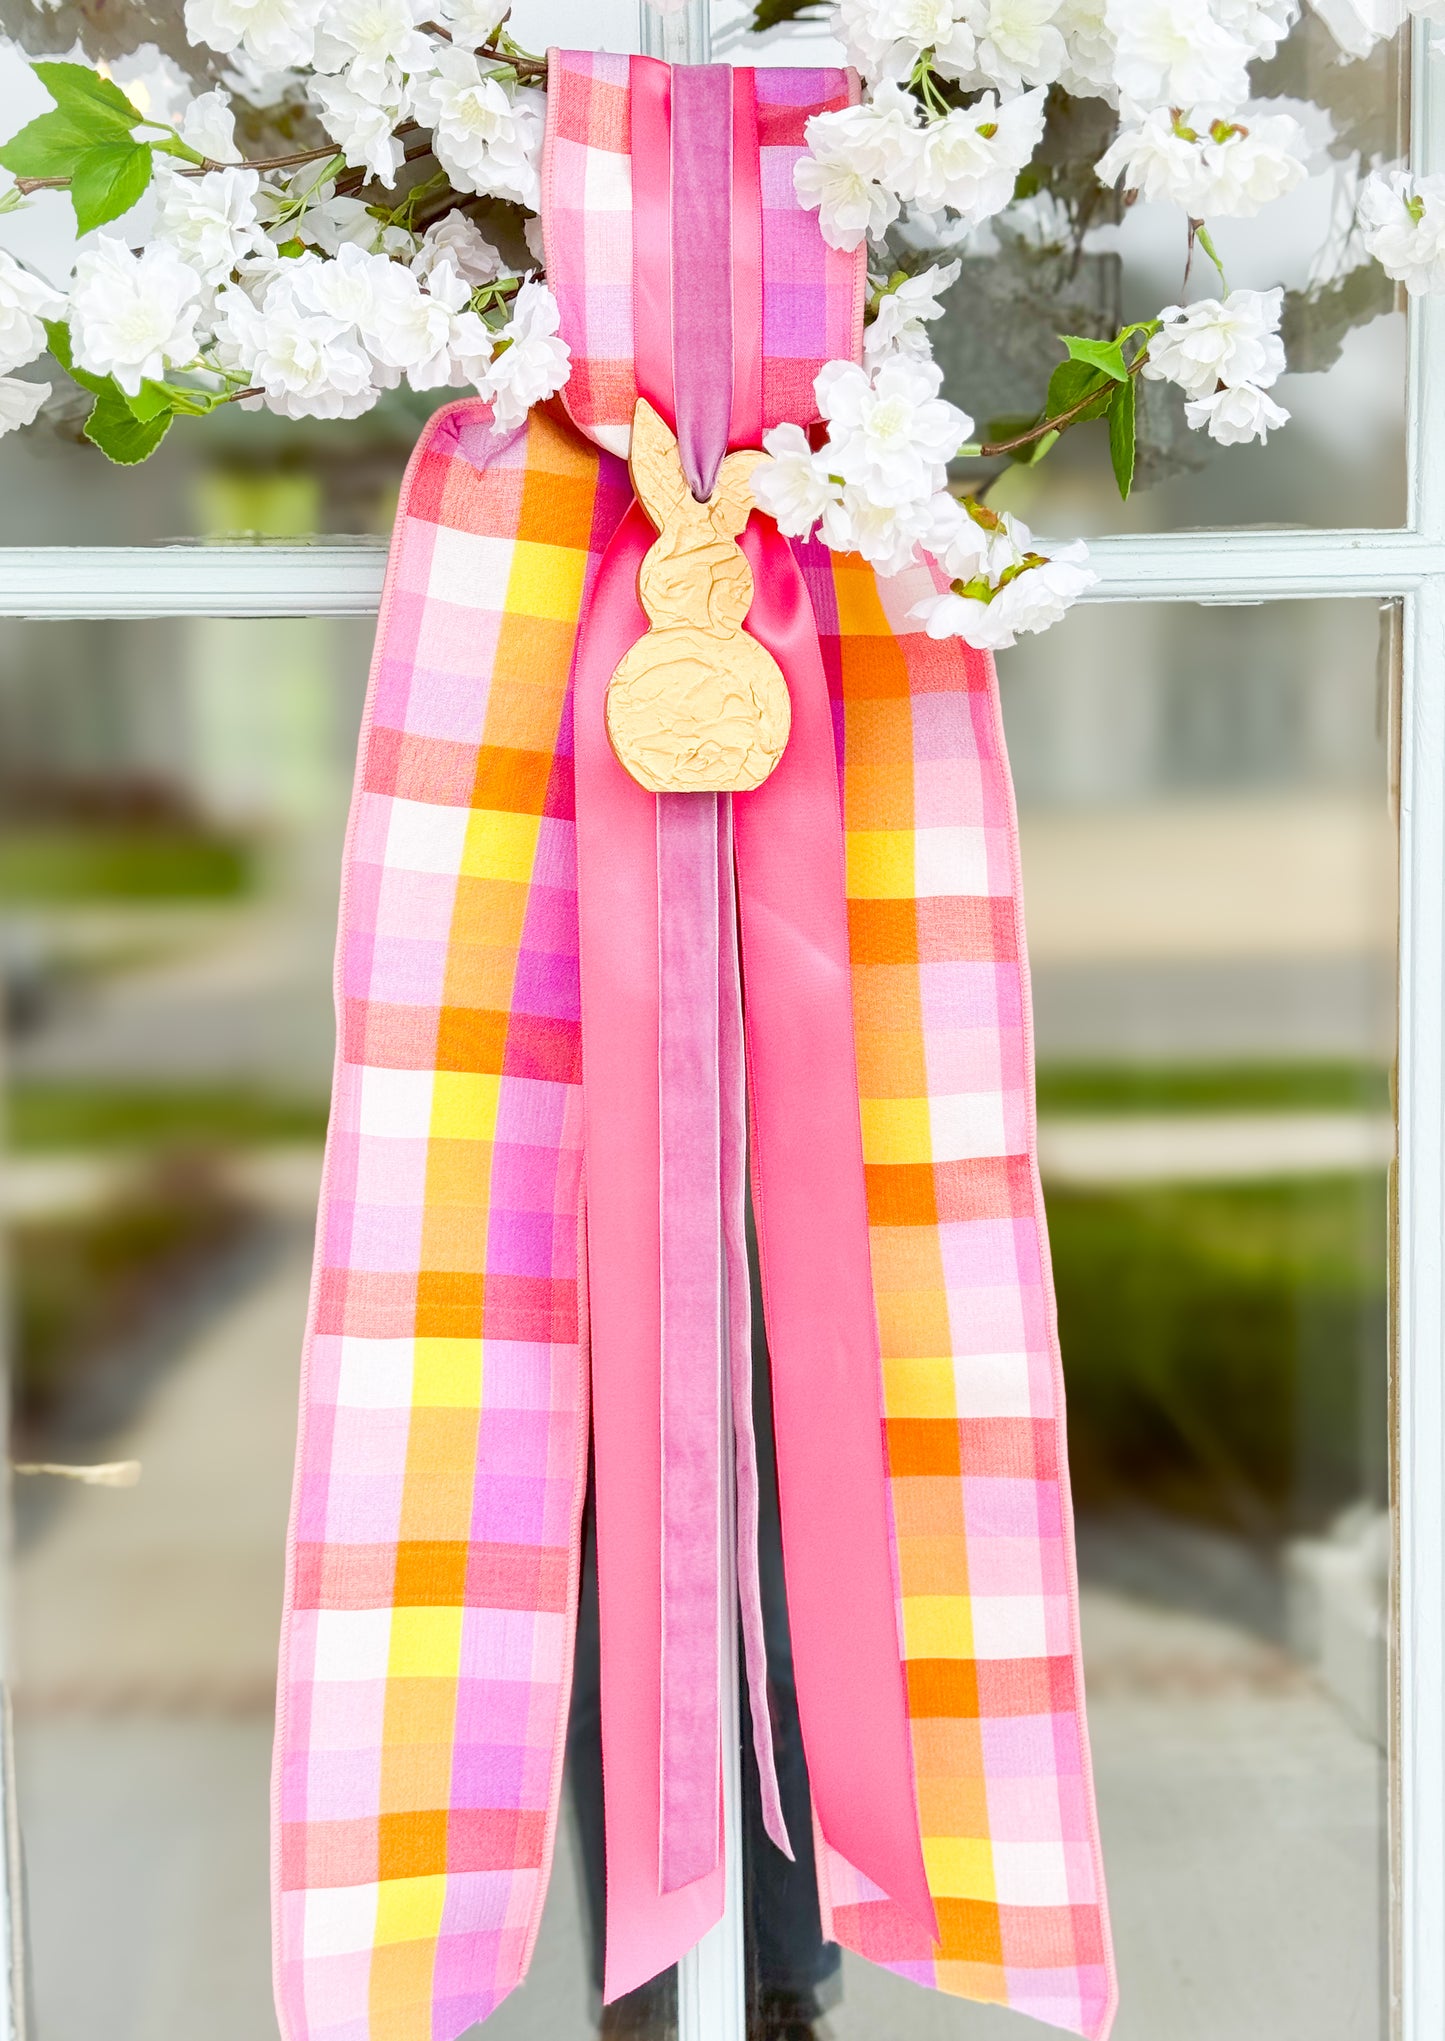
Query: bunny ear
629,399,690,531
711,449,769,540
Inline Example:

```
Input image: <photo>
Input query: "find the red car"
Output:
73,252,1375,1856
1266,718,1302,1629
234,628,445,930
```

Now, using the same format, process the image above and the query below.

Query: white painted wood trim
1398,570,1445,2041
0,527,1438,617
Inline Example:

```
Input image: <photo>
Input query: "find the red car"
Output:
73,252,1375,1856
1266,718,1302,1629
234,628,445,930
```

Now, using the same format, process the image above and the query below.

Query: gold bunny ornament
605,399,792,794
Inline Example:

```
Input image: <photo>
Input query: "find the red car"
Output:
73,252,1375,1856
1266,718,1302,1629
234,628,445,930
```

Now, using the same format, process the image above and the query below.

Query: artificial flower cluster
0,0,1443,649
775,0,1445,642
0,14,568,462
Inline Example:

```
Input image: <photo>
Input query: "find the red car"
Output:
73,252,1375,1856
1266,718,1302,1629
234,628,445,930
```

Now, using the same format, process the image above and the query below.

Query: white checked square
383,797,469,876
428,524,516,609
357,1067,435,1139
303,1882,379,1959
313,1608,393,1682
970,1594,1049,1659
991,1841,1072,1906
952,1350,1034,1418
929,1090,1009,1162
335,1337,415,1410
584,150,631,210
913,826,993,898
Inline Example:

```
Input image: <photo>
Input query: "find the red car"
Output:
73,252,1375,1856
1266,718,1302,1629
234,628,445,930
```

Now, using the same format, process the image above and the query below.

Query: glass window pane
0,8,1411,540
0,618,668,2041
0,0,640,547
744,597,1395,2039
714,6,1408,535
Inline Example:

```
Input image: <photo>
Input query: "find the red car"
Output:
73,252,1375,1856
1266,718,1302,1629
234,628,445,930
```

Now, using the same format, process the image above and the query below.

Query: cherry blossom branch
976,349,1150,459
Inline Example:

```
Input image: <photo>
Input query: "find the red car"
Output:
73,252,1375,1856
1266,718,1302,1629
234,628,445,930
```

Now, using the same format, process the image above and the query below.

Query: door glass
744,596,1395,2040
713,3,1409,535
0,0,640,546
0,617,668,2041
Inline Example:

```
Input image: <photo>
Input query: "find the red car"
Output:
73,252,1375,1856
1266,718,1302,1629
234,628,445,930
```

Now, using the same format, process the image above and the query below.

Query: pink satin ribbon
573,58,934,1998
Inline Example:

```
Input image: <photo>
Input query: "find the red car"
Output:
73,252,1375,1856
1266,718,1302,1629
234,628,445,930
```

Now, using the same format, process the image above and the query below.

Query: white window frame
0,12,1441,2041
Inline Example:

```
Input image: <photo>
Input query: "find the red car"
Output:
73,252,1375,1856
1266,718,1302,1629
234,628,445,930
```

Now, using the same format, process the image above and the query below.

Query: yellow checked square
411,1339,482,1408
924,1837,997,1902
903,1594,975,1660
883,1356,958,1418
430,1071,501,1142
846,830,915,899
374,1873,449,1947
461,809,541,885
507,539,588,620
388,1606,464,1680
861,1094,932,1165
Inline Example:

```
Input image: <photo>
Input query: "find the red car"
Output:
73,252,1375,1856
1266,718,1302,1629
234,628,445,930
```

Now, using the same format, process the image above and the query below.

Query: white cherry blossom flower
753,421,839,533
213,272,377,416
179,88,243,163
864,260,961,367
0,376,50,436
910,88,1047,220
911,515,1096,647
184,0,324,71
410,49,546,208
1184,378,1290,440
0,252,65,377
1215,0,1297,62
794,153,901,251
1196,109,1310,213
286,243,391,329
476,280,570,428
1144,287,1285,398
962,0,1068,92
362,257,470,388
1106,0,1254,113
309,66,408,182
803,81,924,188
821,486,937,573
816,354,972,507
436,0,510,48
835,0,975,82
154,163,265,286
1360,168,1445,296
447,307,495,386
313,0,433,92
412,213,505,287
1095,105,1201,204
1097,104,1309,216
1056,0,1117,98
69,239,205,396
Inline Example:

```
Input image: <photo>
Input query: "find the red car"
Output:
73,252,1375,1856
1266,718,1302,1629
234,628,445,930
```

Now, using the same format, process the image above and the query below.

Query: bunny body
606,400,791,793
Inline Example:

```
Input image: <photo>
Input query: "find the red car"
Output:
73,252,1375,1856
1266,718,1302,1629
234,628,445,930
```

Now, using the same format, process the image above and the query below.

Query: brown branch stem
976,349,1147,458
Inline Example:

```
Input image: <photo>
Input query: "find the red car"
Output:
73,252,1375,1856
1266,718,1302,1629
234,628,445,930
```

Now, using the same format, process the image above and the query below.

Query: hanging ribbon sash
573,55,936,2001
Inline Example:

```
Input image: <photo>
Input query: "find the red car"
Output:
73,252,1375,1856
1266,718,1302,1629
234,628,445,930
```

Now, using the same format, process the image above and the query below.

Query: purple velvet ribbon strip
654,62,790,1896
657,791,722,1894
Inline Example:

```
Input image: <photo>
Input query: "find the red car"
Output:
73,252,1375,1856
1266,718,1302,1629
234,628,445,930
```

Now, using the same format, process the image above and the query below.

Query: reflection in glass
0,620,656,2041
744,598,1394,2040
716,4,1408,536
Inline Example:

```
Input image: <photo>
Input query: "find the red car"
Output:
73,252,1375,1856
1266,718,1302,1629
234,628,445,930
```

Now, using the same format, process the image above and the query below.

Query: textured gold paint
606,399,791,793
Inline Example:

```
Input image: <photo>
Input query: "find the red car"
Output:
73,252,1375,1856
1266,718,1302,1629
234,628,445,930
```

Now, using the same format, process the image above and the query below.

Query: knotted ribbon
567,55,935,1998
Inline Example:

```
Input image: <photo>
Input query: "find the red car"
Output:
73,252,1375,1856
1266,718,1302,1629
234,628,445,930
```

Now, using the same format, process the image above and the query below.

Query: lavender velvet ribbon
655,63,791,1894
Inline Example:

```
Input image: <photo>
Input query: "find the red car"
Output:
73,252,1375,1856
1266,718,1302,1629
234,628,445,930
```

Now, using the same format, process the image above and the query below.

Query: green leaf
1058,333,1129,382
1045,358,1114,426
83,386,171,465
748,0,827,28
43,316,110,400
124,379,177,424
69,138,151,234
1108,374,1136,500
31,61,143,135
0,109,97,179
